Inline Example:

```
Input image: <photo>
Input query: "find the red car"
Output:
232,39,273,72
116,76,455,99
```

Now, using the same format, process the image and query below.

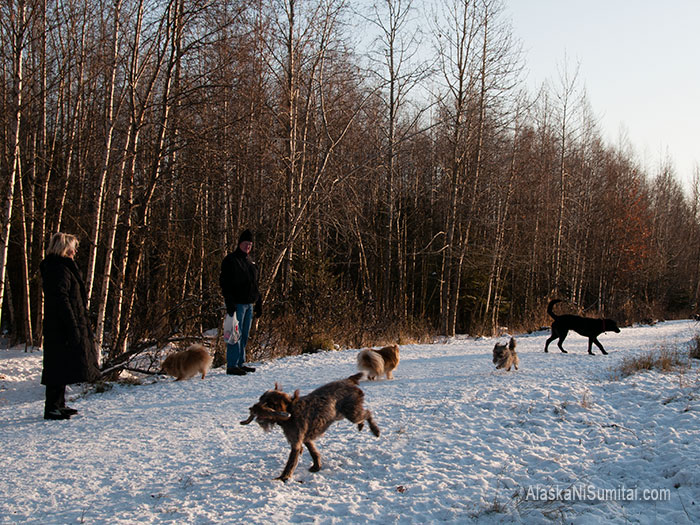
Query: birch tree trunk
16,163,33,347
52,6,89,233
260,0,359,305
484,128,517,334
0,0,26,335
114,0,179,356
85,0,124,309
31,0,49,348
98,0,152,360
435,0,478,336
553,60,581,294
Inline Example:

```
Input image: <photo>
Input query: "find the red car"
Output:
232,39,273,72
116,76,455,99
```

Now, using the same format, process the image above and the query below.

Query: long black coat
219,248,262,315
40,254,100,385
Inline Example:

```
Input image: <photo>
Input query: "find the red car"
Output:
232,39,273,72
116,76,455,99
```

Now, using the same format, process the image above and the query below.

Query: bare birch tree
551,56,583,294
363,0,429,315
432,0,480,335
258,0,363,304
0,0,27,336
84,0,125,310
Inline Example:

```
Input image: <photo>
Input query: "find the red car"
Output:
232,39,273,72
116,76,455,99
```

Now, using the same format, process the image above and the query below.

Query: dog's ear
292,389,300,401
274,382,282,391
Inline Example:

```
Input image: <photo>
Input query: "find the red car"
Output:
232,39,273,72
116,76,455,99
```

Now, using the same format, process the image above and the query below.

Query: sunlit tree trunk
16,163,33,347
114,0,180,356
366,0,426,317
553,60,581,295
85,0,123,309
52,3,89,233
31,0,49,348
435,0,478,336
0,0,26,336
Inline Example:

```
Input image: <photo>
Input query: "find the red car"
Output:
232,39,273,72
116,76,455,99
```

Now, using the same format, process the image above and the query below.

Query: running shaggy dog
240,373,380,482
544,299,620,355
493,337,519,371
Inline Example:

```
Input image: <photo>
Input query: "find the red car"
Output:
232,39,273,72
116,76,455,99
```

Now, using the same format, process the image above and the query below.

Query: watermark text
525,484,671,503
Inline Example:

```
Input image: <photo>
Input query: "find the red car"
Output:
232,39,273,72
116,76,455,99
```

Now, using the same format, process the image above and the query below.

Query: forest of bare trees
2,0,699,364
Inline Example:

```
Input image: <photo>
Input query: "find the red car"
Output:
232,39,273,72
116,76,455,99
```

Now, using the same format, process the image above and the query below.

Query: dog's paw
275,475,291,483
309,465,321,473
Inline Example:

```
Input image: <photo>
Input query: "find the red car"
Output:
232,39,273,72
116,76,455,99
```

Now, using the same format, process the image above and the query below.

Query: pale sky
505,0,699,189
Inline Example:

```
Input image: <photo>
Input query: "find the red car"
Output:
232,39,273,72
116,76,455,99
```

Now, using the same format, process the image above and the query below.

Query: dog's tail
357,349,385,377
547,299,562,319
347,372,364,384
508,337,516,350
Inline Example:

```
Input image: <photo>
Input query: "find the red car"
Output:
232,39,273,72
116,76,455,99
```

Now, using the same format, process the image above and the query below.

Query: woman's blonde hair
47,232,79,257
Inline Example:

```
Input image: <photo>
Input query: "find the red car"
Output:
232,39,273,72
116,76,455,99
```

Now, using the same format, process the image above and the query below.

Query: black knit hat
238,229,253,244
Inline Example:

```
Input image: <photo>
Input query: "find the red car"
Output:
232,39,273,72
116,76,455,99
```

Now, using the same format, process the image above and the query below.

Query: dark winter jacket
219,248,262,315
40,254,100,385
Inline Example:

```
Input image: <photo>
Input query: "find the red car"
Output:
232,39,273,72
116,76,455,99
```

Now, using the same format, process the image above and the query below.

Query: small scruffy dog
492,337,519,371
240,373,380,482
161,344,213,380
357,344,400,380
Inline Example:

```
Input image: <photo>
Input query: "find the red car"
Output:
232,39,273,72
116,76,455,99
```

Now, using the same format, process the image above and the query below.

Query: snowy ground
1,320,699,524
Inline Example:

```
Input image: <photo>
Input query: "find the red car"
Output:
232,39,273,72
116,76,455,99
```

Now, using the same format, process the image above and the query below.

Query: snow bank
1,320,699,524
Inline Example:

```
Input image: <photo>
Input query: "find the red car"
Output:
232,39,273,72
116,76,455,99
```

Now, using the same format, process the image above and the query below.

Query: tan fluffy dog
161,344,213,380
357,344,400,380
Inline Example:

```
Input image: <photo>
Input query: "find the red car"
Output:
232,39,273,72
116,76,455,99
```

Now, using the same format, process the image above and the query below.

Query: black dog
544,299,620,355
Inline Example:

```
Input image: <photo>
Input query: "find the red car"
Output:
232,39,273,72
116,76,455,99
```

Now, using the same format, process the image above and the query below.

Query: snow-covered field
1,320,699,524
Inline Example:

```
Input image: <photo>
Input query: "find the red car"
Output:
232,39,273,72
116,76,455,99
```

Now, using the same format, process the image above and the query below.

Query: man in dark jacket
40,233,100,420
219,229,262,375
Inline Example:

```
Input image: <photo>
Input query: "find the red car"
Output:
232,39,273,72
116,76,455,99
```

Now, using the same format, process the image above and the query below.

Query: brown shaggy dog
544,299,621,355
240,373,380,482
493,337,519,371
161,344,213,380
357,344,400,380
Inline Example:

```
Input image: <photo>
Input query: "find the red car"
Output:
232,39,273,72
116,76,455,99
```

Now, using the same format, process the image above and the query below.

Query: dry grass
250,306,436,361
613,347,689,379
302,333,336,354
690,335,700,360
580,389,593,409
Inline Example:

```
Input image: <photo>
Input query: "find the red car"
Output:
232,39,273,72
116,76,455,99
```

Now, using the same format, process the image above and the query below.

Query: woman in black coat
40,233,99,420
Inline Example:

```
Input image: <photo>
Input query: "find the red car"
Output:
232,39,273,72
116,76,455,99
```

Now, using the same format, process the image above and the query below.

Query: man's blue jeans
226,303,253,368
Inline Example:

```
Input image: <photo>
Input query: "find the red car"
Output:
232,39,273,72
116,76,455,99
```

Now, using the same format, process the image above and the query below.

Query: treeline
2,0,699,361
